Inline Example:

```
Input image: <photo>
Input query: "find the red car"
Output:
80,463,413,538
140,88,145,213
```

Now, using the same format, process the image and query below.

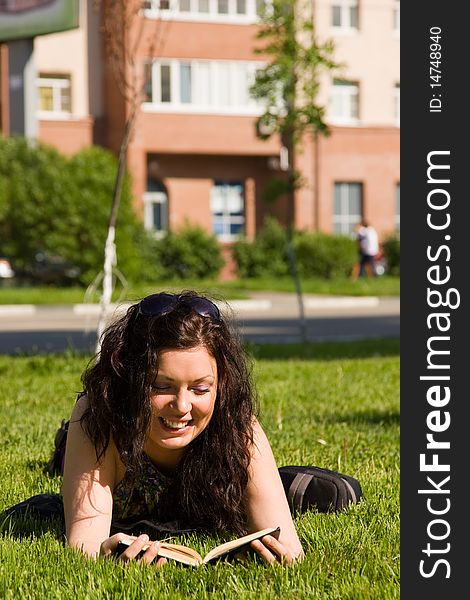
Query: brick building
0,0,400,276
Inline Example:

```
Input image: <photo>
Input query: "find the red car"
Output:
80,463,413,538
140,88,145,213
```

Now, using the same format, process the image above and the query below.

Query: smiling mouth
160,417,192,431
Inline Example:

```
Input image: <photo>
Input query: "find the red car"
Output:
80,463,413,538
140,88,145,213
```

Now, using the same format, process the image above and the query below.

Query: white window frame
394,83,400,125
393,0,400,36
143,0,265,24
37,74,72,119
328,80,359,125
333,182,363,235
144,191,168,238
211,181,245,241
142,58,265,116
331,0,359,33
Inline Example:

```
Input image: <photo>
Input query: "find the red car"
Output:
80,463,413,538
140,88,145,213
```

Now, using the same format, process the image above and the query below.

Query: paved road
0,293,399,354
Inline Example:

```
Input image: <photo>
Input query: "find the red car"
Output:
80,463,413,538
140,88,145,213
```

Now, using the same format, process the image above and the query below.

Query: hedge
154,224,224,280
233,218,357,279
0,136,157,286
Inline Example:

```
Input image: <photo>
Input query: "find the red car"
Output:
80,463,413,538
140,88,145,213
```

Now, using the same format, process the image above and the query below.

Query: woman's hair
80,291,258,535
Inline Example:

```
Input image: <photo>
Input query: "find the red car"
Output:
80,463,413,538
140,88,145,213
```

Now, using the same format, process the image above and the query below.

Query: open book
116,526,280,567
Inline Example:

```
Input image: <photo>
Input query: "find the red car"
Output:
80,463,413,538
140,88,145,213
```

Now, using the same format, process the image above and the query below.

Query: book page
115,539,202,566
203,526,280,564
157,545,202,567
115,527,280,566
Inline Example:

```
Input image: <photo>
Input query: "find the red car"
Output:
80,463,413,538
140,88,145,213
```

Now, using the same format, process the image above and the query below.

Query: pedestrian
351,220,379,279
62,291,304,564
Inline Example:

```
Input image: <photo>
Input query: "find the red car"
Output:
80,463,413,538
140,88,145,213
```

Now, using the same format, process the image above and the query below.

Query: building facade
0,0,400,277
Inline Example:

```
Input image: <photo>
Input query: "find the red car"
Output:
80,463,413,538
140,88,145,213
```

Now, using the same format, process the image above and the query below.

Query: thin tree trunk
95,108,138,353
285,139,307,343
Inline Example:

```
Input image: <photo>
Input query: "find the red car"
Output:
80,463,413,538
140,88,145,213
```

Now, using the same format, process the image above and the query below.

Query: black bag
278,465,363,513
2,493,65,521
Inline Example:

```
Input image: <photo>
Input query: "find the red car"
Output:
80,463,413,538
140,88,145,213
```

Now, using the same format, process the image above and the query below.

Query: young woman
62,291,304,565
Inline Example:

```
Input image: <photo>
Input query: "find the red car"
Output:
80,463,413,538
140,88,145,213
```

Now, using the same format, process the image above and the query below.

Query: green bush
0,136,73,266
294,232,357,279
233,217,289,278
66,146,158,285
154,225,224,280
0,136,155,286
382,232,400,276
233,218,357,279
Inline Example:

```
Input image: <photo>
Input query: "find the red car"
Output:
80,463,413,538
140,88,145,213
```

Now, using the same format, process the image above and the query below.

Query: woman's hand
250,534,304,565
100,533,168,567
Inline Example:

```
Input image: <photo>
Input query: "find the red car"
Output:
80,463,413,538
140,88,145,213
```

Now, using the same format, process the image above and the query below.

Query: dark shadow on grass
325,409,400,426
0,511,65,542
246,338,400,361
26,459,49,472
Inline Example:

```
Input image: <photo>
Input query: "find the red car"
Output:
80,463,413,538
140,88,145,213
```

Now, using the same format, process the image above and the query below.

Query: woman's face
145,346,218,469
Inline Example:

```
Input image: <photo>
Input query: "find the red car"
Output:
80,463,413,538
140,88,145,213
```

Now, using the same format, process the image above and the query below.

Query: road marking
0,305,36,316
73,303,131,315
305,297,379,309
224,300,272,312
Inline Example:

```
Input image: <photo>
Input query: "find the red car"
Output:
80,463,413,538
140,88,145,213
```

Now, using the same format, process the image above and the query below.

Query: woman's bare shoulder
69,392,89,421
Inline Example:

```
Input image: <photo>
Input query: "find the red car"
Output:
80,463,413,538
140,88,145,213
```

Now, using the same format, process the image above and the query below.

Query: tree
250,0,338,341
0,136,149,284
93,0,167,350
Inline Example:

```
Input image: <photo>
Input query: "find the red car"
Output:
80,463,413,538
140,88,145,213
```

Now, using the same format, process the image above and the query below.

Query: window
144,176,168,236
143,0,262,21
180,62,192,103
211,182,245,240
160,64,171,102
331,0,358,31
143,59,263,115
256,0,266,15
236,0,247,14
394,83,400,124
395,183,400,232
333,182,363,235
143,61,153,102
393,0,400,34
144,0,169,7
217,0,229,14
328,80,359,124
37,74,71,117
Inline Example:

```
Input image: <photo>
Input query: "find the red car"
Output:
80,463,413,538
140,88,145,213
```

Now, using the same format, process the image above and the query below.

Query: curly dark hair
80,291,258,536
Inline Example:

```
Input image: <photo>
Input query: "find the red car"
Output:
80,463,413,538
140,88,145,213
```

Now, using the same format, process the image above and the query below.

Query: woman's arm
63,396,168,566
245,418,305,564
62,395,116,557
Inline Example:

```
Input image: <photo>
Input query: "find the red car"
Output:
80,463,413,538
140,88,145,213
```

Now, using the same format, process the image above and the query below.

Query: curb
0,300,273,316
73,300,274,315
305,296,379,309
0,304,37,316
0,296,382,316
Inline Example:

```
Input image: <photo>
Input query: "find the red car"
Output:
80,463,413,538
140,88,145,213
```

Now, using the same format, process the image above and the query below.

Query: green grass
0,276,399,305
0,340,399,599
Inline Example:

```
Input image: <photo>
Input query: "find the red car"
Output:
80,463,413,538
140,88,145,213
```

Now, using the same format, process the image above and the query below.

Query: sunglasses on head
137,292,221,321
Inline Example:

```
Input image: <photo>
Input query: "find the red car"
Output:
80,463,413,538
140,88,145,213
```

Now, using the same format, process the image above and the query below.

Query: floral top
112,453,174,521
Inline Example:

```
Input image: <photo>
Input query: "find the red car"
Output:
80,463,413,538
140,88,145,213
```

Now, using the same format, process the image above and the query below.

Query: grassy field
0,340,400,599
0,275,400,305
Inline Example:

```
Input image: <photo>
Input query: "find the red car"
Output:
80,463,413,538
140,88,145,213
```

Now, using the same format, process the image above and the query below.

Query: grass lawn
0,340,399,599
0,275,399,305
